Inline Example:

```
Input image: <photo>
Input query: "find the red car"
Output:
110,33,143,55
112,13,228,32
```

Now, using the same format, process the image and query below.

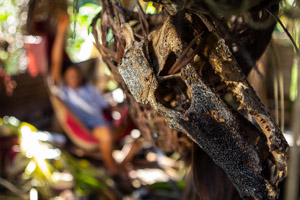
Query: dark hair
62,61,87,85
62,60,77,75
184,143,241,200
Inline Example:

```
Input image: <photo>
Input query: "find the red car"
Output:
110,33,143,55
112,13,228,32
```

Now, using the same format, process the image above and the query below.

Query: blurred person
50,12,119,175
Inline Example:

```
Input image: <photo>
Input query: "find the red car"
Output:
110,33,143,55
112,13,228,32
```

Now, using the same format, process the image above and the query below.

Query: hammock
47,77,133,151
49,91,99,151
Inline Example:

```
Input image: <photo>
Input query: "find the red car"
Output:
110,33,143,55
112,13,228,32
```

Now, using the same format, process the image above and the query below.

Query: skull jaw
147,64,278,200
118,14,288,200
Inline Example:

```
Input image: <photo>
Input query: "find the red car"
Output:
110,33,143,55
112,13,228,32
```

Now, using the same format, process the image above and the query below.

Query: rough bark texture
93,0,289,199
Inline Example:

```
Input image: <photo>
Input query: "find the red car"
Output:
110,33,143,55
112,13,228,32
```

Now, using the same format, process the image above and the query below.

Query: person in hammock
50,12,119,175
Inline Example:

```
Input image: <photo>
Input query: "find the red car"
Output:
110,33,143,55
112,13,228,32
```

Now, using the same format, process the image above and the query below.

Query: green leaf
0,14,8,21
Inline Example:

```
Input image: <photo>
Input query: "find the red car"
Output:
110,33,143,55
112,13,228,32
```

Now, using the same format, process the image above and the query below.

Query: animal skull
118,14,288,200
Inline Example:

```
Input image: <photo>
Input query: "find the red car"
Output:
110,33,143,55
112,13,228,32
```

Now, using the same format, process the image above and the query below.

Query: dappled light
1,0,300,200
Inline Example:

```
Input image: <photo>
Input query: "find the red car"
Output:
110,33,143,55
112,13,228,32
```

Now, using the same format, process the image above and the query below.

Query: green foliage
0,0,102,74
145,1,157,14
57,153,109,195
66,1,101,61
276,0,300,101
0,0,28,75
0,116,112,199
290,58,298,101
149,180,184,199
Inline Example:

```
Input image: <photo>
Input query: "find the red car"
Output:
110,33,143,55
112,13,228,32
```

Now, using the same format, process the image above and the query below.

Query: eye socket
159,51,177,76
155,77,191,112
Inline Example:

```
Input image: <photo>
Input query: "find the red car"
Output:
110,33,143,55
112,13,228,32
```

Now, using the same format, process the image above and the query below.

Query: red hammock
47,78,133,151
49,94,99,150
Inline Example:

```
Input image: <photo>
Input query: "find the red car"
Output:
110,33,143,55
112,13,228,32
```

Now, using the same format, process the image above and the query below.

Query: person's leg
92,126,118,175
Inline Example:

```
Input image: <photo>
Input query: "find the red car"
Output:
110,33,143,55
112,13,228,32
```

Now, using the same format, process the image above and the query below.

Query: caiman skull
118,13,288,200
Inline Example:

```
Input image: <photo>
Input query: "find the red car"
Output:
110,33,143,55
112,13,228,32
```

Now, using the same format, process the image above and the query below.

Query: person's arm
50,12,70,85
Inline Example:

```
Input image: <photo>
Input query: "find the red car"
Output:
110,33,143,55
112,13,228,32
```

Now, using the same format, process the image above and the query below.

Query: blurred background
0,0,300,199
